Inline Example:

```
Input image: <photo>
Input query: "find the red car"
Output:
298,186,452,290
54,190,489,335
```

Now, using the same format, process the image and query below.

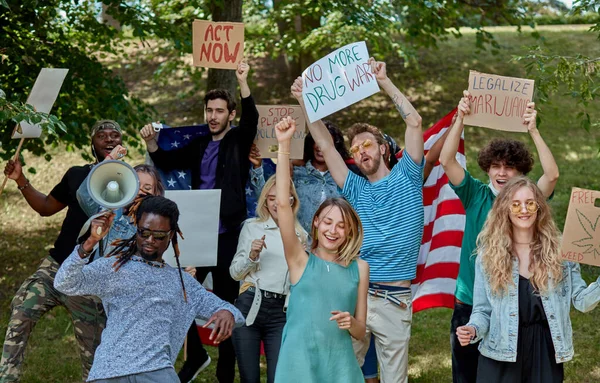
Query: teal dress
274,253,363,382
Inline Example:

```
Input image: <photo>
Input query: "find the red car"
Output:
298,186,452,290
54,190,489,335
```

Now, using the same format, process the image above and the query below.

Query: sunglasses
137,228,171,241
349,139,373,155
510,200,539,215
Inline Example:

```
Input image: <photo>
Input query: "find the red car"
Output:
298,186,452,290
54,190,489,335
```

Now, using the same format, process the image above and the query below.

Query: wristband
17,179,30,191
277,151,290,155
77,245,93,259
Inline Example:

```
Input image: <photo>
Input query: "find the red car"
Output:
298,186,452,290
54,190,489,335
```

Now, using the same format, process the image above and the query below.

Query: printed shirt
54,248,245,381
342,153,424,282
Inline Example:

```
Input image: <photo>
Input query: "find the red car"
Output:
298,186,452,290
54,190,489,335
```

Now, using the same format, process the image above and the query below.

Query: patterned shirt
54,247,245,381
342,153,424,282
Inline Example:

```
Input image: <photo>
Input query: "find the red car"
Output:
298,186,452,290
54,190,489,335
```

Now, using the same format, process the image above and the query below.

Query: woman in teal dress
273,116,369,383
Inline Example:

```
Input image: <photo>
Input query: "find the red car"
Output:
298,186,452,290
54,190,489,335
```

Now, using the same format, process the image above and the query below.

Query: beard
208,120,229,136
138,247,162,261
357,155,382,176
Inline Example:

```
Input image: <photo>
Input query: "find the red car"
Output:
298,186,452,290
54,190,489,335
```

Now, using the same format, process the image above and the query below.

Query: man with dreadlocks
54,195,244,382
0,120,123,382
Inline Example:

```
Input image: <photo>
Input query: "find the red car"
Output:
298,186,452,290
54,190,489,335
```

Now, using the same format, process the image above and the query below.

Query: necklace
514,242,533,245
131,257,166,268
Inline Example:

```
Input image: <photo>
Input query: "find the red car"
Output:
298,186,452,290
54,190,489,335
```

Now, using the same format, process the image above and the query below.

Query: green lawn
1,25,599,382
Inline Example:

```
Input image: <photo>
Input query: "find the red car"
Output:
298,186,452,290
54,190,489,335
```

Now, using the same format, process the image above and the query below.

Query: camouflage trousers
0,256,106,382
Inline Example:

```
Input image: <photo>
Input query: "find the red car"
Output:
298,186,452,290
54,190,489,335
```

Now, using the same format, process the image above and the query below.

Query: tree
514,0,600,131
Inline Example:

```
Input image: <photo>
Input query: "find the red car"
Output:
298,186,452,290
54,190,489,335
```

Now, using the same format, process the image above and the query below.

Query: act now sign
302,41,379,123
192,20,244,69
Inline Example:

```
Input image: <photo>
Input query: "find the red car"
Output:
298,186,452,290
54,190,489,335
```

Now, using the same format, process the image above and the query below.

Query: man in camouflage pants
0,120,123,382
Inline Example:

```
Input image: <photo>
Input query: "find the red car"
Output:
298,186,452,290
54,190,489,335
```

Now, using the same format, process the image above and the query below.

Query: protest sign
255,105,307,159
163,190,221,267
464,71,534,133
13,68,69,139
302,41,379,123
561,187,600,267
192,20,244,69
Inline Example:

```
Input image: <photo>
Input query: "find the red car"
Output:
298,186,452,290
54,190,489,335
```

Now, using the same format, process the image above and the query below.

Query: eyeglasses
137,228,171,241
349,139,373,155
510,200,539,215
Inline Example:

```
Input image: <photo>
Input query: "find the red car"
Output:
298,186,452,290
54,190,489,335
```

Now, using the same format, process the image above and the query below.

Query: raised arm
523,103,559,198
54,213,115,297
274,116,308,284
424,128,450,180
291,77,348,188
4,159,66,217
236,61,260,145
370,58,423,164
440,91,470,186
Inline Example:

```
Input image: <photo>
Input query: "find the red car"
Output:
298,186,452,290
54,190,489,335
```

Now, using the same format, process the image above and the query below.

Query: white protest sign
12,68,69,139
163,190,221,267
302,41,379,123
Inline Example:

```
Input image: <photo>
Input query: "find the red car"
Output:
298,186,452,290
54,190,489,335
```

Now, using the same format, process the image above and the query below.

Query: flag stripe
411,108,465,313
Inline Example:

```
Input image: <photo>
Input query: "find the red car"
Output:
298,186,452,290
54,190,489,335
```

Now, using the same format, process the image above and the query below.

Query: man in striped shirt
291,57,424,383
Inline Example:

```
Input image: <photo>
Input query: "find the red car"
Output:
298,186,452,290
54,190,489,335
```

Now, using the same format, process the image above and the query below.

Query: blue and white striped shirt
342,153,424,282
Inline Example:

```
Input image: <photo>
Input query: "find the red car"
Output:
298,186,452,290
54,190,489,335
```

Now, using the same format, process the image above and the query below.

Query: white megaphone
87,160,140,210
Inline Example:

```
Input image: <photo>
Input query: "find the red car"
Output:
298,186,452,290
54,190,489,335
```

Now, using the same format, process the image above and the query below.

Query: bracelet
105,154,113,160
17,179,30,191
77,245,93,259
277,151,290,155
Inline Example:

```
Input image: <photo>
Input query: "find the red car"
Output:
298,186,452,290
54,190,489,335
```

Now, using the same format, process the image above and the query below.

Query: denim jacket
468,256,600,363
76,164,137,257
249,160,340,233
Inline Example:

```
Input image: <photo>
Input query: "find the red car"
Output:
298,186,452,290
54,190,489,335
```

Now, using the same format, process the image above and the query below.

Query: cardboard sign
561,187,600,267
163,190,221,267
255,105,307,159
192,20,244,69
464,71,534,133
302,41,379,123
13,68,69,139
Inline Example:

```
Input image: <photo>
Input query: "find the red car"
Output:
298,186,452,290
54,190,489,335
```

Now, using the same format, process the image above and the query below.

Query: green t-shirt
450,170,496,305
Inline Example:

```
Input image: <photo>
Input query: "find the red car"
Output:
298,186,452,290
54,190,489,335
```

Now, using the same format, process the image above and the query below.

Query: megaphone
87,160,140,210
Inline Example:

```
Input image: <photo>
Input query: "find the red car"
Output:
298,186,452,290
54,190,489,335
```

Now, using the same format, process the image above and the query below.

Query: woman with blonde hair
457,176,600,383
229,174,307,383
272,116,369,383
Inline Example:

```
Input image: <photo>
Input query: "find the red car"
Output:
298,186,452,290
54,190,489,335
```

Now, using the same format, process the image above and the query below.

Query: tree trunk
205,0,243,98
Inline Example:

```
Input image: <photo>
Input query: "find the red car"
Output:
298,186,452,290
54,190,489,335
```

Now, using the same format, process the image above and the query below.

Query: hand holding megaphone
89,212,115,241
106,145,127,161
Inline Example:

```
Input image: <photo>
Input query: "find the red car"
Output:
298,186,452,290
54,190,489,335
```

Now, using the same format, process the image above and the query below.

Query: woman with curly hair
456,177,600,383
440,91,560,383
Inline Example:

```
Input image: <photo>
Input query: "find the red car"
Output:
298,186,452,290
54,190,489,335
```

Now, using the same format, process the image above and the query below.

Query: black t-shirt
48,165,92,265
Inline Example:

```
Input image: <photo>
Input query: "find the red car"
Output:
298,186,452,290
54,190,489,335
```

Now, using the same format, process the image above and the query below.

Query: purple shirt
200,140,227,233
200,140,220,190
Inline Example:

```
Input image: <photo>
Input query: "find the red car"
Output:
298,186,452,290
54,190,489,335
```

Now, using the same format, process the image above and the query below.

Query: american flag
410,109,466,312
150,123,275,218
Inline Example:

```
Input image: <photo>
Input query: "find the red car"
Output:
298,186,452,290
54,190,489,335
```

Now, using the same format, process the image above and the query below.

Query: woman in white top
230,175,307,383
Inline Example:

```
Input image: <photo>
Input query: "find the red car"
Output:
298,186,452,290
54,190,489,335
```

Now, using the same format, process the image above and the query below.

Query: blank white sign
163,190,221,267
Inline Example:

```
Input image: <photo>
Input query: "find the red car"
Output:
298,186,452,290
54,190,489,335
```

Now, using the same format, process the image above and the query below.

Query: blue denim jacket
76,165,137,257
250,160,340,233
468,256,600,363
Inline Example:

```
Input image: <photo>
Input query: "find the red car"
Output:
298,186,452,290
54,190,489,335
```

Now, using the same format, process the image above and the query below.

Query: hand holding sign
368,58,387,82
522,102,537,133
236,60,249,83
291,77,303,102
457,91,471,119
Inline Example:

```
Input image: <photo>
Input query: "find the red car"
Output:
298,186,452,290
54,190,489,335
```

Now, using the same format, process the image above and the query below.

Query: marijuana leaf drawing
572,209,600,259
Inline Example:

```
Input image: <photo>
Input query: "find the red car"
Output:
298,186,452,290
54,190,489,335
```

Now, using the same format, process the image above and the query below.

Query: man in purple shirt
141,61,258,382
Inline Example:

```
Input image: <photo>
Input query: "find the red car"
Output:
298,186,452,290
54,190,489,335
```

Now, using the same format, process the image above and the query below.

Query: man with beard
291,58,424,383
0,120,123,382
54,196,244,383
140,61,258,383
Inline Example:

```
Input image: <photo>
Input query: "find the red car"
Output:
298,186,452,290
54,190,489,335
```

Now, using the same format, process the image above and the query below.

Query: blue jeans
232,290,286,383
361,336,378,379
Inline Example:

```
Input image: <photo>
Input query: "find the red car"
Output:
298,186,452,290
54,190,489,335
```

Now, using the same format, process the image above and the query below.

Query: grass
1,25,599,382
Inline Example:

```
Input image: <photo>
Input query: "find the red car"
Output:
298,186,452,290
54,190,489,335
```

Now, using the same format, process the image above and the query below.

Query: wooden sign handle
0,137,26,197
